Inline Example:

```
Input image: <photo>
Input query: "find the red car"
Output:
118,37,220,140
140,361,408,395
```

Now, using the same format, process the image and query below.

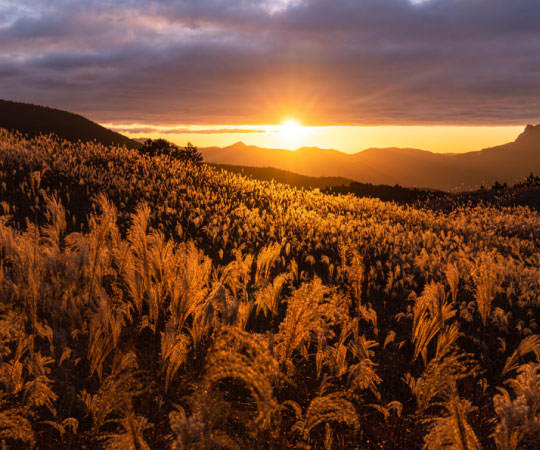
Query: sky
1,0,539,153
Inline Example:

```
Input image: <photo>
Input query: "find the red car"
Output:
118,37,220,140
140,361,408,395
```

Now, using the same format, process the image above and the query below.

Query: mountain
3,98,538,191
0,99,141,149
201,126,540,191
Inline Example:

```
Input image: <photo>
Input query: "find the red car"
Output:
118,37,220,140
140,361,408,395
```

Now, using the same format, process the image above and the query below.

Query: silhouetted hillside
209,163,354,190
213,159,540,210
325,181,444,203
447,173,540,210
330,174,540,211
211,163,448,204
201,126,540,190
0,99,141,149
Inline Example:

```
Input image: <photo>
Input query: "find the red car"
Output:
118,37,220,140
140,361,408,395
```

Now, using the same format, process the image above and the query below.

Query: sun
279,119,305,143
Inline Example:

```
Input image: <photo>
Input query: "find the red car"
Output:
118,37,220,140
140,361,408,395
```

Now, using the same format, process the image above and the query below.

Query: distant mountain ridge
201,126,540,191
0,99,141,149
2,99,538,191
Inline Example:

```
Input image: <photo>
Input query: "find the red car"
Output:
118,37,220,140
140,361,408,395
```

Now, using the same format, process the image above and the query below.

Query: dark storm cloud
1,0,539,125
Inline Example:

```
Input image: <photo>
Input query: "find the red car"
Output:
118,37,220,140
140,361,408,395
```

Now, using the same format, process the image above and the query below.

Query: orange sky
105,123,525,154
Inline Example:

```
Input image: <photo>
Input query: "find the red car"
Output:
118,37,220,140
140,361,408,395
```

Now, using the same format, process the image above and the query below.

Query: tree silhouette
140,139,202,163
181,142,203,164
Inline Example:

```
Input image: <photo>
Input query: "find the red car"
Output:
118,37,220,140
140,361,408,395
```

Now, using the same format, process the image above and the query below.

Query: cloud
110,126,269,134
160,128,270,134
0,0,539,125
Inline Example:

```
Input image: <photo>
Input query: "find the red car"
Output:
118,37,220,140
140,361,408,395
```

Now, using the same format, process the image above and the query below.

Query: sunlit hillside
1,129,540,449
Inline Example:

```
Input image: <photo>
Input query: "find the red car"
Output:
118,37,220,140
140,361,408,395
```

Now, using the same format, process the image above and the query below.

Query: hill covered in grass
0,129,539,449
212,163,540,210
326,176,540,210
0,99,141,149
208,163,355,190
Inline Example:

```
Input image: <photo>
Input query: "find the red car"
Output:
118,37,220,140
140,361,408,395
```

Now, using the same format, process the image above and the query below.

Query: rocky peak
515,124,540,147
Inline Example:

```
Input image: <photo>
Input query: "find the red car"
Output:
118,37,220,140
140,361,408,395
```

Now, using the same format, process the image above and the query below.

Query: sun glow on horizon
278,119,308,145
103,122,525,154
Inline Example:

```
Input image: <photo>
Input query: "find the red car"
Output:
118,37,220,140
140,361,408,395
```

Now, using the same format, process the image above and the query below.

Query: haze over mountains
1,99,539,191
202,125,540,191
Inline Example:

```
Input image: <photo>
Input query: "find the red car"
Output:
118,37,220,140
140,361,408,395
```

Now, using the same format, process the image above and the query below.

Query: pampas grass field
0,129,539,449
